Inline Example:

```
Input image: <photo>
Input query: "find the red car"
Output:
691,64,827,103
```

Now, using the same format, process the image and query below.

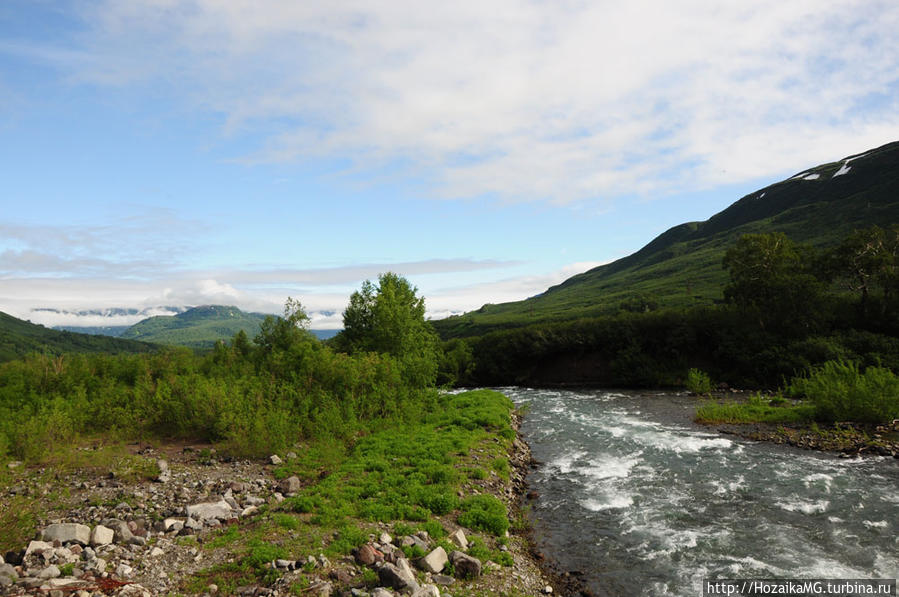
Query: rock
449,551,481,578
448,529,468,550
186,499,233,521
244,495,265,507
432,574,454,586
278,476,301,494
269,455,283,465
355,544,383,566
543,586,554,594
308,580,333,596
411,585,440,597
162,518,184,533
90,525,114,547
42,523,91,546
372,589,394,597
418,546,447,574
378,557,420,593
379,532,393,545
241,506,259,517
116,563,133,578
156,460,171,483
0,563,18,586
5,550,23,565
286,451,298,460
38,565,61,579
25,540,54,556
103,519,133,544
150,547,165,557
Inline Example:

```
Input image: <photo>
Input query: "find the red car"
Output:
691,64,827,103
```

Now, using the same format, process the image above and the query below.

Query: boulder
278,476,301,495
0,563,18,587
90,525,114,547
449,529,468,550
378,557,420,594
25,541,53,556
418,546,447,574
42,523,91,546
186,499,233,521
38,565,61,579
449,550,481,578
411,586,440,597
371,589,394,597
354,544,383,566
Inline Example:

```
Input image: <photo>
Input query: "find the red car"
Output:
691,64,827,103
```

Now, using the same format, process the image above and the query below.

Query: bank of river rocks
1,422,557,596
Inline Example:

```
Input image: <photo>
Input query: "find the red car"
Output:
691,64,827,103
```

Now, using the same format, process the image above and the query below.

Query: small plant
273,513,300,530
59,563,75,576
466,467,487,480
686,368,713,395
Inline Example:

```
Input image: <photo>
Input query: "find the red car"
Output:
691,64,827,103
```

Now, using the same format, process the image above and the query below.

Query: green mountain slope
120,305,268,348
0,312,156,363
436,140,899,338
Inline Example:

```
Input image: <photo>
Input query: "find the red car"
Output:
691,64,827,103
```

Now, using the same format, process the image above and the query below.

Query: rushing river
504,387,899,596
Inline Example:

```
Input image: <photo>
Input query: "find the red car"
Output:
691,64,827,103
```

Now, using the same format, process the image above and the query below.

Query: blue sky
2,0,899,329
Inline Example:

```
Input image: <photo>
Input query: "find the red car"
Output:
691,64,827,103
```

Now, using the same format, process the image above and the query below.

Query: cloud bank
45,0,898,204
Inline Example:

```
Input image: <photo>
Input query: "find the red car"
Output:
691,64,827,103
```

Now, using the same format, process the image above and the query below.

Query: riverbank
0,389,561,596
696,392,899,458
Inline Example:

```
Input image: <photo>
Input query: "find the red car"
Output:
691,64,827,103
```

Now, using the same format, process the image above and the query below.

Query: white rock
449,529,468,550
544,586,553,594
116,563,133,578
186,499,233,521
90,525,114,547
240,506,259,517
269,455,283,465
419,547,448,574
149,547,165,557
379,532,393,545
38,565,61,579
25,540,54,555
42,523,91,546
412,585,441,597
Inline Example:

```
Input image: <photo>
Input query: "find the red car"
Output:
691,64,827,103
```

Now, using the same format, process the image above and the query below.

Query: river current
504,387,899,596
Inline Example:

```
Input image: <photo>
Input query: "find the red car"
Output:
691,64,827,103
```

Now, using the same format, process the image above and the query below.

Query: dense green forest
440,227,899,395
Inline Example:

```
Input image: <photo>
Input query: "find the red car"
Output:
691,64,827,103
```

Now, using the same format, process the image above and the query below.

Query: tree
336,272,439,388
253,297,315,374
826,225,899,317
722,233,824,333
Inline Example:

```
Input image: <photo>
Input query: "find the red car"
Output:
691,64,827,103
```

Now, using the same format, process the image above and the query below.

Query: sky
2,1,899,329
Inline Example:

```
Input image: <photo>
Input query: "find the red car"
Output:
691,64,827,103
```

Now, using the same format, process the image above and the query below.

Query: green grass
695,394,816,424
787,360,899,424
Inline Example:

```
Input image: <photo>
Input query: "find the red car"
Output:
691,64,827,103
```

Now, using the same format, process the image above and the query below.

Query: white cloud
50,0,899,203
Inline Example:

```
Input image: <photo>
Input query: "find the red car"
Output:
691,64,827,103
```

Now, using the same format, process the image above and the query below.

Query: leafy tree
722,233,824,333
254,297,316,374
336,272,439,388
826,225,899,316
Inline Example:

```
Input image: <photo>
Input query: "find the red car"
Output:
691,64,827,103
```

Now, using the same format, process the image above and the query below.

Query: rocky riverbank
712,420,899,458
0,415,559,596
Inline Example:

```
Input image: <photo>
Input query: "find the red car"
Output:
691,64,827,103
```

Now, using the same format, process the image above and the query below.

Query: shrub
685,368,713,395
787,360,899,424
457,494,509,536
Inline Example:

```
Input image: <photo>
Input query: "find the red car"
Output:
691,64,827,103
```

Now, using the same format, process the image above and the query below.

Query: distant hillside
120,305,269,349
435,141,899,338
54,325,131,337
0,312,156,363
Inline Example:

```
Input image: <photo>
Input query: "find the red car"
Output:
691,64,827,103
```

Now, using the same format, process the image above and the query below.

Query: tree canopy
335,272,440,388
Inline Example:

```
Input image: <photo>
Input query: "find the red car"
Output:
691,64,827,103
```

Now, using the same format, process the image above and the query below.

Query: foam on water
514,388,899,597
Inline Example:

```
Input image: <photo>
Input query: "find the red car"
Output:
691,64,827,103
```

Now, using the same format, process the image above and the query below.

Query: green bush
787,360,899,424
686,368,713,395
457,494,509,536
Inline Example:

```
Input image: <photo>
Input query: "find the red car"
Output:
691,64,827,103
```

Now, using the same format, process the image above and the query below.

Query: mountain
0,311,156,363
435,140,899,338
120,305,269,349
53,325,131,337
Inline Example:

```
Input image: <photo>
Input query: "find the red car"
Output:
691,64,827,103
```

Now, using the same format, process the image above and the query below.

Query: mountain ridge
435,140,899,338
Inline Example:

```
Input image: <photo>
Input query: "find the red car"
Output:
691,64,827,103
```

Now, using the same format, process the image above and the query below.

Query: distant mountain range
435,140,899,338
0,312,156,363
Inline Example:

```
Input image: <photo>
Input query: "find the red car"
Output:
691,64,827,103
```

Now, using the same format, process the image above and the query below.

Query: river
504,387,899,596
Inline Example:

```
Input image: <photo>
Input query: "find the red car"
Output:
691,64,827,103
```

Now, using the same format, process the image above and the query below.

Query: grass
182,389,517,595
695,393,816,424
